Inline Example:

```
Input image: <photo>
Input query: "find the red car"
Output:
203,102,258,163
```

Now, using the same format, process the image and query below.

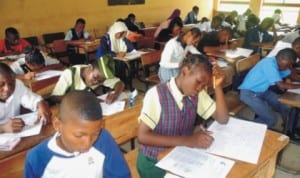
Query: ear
52,116,62,133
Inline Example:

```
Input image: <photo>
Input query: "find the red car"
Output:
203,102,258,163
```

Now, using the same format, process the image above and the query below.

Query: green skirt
136,150,166,178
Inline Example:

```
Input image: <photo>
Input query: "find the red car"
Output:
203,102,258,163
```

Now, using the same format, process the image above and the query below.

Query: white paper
225,48,253,58
97,91,128,101
124,50,148,60
216,59,228,68
35,70,63,81
0,53,25,60
287,82,300,94
100,101,125,116
206,117,267,164
156,146,235,178
0,112,43,138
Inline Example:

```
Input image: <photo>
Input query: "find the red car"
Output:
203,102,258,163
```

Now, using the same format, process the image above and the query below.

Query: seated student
124,13,145,36
137,54,229,178
65,18,94,64
267,37,300,59
243,17,276,54
154,9,181,39
155,16,183,43
197,27,233,54
158,27,202,83
245,13,260,30
184,6,199,24
195,15,223,33
24,90,130,178
10,46,60,80
272,9,288,28
49,59,124,104
0,63,51,133
96,21,134,89
239,48,300,131
0,27,30,55
224,10,238,28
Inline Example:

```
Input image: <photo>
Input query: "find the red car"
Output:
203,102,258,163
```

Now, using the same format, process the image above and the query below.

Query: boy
239,48,300,129
137,54,229,177
49,58,124,104
24,91,130,178
0,63,50,133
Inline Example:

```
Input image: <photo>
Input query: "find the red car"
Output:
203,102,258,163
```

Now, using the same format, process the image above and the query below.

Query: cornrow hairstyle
180,54,213,73
23,46,45,65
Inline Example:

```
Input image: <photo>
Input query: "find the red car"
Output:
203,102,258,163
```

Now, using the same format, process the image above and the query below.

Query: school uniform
0,38,30,55
239,56,290,127
24,129,130,178
137,77,216,177
64,29,90,41
184,11,198,24
243,27,273,54
158,36,200,83
0,79,42,124
51,65,120,96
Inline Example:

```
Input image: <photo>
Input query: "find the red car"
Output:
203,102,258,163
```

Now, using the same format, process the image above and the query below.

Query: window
218,0,250,14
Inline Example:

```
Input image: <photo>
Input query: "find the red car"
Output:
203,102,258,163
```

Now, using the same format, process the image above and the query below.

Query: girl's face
172,25,182,37
84,67,105,87
115,31,126,39
26,62,44,72
180,64,211,96
185,32,201,46
0,73,15,102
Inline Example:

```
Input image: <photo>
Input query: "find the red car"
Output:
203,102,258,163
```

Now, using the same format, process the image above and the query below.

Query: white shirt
195,21,213,33
159,37,201,69
0,79,42,124
64,30,90,41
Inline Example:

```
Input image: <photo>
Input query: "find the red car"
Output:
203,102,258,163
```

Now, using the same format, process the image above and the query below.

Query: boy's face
6,33,19,46
180,65,211,96
85,67,105,87
185,32,201,46
75,23,85,34
277,56,293,70
54,115,103,153
0,73,15,102
293,44,300,58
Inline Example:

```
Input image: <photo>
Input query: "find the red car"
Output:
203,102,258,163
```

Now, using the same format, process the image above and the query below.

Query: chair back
24,36,39,47
136,37,155,49
42,32,65,44
140,50,162,67
52,40,70,65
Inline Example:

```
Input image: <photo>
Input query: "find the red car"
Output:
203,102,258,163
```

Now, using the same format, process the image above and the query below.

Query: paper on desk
287,82,300,94
35,70,63,81
216,59,228,68
0,112,43,138
124,50,148,60
100,101,125,116
206,117,267,164
225,48,253,58
97,92,128,101
0,53,25,61
156,146,235,178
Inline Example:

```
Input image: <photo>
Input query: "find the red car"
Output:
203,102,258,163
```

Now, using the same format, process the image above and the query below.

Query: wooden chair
52,39,70,65
138,50,162,91
24,36,39,47
224,53,260,116
42,32,65,55
104,104,142,178
136,36,155,49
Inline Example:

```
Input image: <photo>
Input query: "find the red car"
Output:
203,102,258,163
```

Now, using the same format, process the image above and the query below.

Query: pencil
213,75,216,89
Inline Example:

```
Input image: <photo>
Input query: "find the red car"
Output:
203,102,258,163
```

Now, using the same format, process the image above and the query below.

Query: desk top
278,92,300,108
159,130,289,178
78,39,100,54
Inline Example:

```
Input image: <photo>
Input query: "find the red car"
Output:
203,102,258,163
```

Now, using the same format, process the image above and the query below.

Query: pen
199,124,214,141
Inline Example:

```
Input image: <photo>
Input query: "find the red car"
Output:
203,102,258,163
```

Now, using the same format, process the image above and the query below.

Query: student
24,90,130,178
49,58,124,104
267,36,300,59
272,9,286,28
124,13,145,35
158,27,202,83
96,21,135,88
197,27,233,54
0,27,30,55
239,48,300,129
245,13,260,30
195,15,223,33
137,54,229,177
184,6,199,24
0,63,51,133
243,17,276,54
154,9,181,39
10,46,59,80
155,16,183,43
65,18,94,64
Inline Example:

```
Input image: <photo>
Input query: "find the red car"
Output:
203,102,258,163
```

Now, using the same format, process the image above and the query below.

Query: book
0,136,21,151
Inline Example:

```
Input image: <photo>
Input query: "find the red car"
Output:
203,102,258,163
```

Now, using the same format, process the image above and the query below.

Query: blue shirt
24,129,130,178
239,56,290,92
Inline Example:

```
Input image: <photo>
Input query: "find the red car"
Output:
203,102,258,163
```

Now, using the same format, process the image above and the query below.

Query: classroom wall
0,0,213,41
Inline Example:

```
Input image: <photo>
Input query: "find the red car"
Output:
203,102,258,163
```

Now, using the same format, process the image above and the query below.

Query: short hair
23,46,45,65
76,18,86,25
276,48,297,63
0,63,16,78
168,17,183,30
127,13,136,19
274,9,282,14
192,6,199,12
59,90,102,121
212,15,223,25
5,27,19,38
220,27,233,37
180,54,212,73
188,27,202,37
292,37,300,47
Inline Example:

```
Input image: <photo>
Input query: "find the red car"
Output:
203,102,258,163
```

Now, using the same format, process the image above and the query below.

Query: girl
158,27,202,83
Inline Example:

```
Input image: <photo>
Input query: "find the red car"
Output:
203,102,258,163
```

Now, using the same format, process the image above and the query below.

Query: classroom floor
128,78,300,177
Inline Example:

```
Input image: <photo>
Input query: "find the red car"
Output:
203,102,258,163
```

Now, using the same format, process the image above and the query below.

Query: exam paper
35,70,62,81
124,50,148,60
100,101,125,116
225,48,253,58
97,92,128,101
206,117,267,164
156,146,235,178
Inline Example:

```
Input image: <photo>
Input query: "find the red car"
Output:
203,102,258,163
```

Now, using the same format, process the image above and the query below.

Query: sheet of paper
0,53,26,60
206,117,267,164
97,91,128,101
35,70,63,81
100,101,125,116
156,146,235,178
225,48,253,58
216,59,228,68
287,82,300,94
125,50,148,60
0,112,43,138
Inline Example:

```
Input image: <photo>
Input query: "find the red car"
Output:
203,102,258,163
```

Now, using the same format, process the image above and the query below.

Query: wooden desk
159,130,289,178
78,39,100,62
